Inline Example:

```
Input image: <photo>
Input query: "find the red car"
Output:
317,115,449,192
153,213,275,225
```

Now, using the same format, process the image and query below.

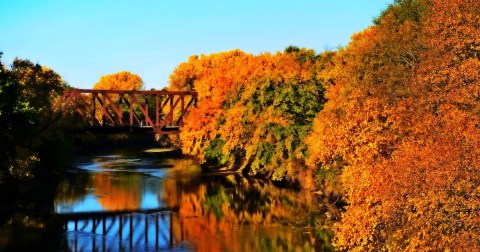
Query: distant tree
93,71,143,90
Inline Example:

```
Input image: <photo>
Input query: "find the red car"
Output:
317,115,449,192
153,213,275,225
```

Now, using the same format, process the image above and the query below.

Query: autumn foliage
169,48,331,185
93,71,143,90
306,0,480,250
169,0,480,250
0,55,71,183
94,172,142,211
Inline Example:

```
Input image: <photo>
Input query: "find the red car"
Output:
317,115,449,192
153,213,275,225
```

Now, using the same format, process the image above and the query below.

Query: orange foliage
169,48,328,184
89,71,144,126
169,50,250,158
93,71,143,90
168,1,480,249
307,0,480,250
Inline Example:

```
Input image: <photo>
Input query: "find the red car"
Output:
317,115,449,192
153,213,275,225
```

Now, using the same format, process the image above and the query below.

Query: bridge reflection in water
60,209,186,252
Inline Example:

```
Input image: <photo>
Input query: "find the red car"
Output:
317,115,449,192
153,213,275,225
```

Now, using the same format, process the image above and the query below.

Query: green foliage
234,63,325,180
315,228,335,252
203,137,229,168
285,46,318,64
0,54,72,185
171,48,329,184
374,0,429,25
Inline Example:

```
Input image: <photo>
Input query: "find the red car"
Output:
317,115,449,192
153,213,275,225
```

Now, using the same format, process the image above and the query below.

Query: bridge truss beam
53,89,197,134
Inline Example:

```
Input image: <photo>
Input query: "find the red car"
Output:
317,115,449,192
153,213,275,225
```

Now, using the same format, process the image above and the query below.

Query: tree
0,54,70,184
168,49,250,162
306,0,480,250
93,71,143,90
90,71,144,126
169,48,329,186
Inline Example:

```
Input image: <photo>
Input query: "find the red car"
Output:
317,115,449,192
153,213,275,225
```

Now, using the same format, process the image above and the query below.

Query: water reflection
94,172,142,211
55,152,168,213
54,149,333,251
63,212,182,251
162,174,332,252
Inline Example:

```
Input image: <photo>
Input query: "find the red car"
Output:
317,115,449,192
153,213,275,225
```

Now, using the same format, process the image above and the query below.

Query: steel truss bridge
54,89,198,134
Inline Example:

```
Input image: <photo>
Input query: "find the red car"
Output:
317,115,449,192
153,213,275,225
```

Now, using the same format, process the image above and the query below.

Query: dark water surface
2,148,333,251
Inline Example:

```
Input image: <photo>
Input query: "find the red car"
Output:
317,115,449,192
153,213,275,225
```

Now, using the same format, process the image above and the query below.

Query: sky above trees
0,0,392,89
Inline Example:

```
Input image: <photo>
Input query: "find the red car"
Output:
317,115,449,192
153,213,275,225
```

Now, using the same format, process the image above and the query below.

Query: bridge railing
53,88,197,134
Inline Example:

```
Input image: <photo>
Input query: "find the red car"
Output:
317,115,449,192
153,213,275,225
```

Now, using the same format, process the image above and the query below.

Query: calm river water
2,147,333,251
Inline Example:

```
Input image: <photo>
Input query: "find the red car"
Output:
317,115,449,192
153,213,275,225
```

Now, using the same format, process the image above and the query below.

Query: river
1,147,334,251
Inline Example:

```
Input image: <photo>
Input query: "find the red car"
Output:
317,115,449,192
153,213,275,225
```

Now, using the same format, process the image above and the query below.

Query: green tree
0,53,71,185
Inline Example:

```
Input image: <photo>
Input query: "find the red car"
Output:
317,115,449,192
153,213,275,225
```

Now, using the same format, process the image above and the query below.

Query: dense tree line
169,0,480,250
169,48,332,187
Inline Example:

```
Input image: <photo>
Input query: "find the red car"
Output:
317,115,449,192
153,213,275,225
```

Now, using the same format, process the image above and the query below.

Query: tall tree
306,0,480,250
93,71,143,90
0,54,70,183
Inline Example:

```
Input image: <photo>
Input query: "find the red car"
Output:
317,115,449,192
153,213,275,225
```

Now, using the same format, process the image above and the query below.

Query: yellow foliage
170,48,328,184
307,0,480,250
93,71,143,90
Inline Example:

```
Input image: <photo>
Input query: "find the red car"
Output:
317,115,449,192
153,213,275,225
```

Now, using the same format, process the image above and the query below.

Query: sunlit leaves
306,0,480,250
93,71,143,90
170,1,480,249
169,48,329,184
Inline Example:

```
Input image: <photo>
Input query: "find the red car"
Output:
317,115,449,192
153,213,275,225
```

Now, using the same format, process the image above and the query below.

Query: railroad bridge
54,88,197,134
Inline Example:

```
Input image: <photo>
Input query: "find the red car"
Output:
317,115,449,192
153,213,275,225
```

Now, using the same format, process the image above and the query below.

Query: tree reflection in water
94,172,143,211
162,159,334,252
53,150,334,251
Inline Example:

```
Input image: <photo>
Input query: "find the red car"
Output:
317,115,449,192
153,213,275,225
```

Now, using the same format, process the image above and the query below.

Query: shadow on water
1,147,335,251
0,177,68,251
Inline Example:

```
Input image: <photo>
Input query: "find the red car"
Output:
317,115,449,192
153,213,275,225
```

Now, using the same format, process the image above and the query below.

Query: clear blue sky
1,0,392,89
